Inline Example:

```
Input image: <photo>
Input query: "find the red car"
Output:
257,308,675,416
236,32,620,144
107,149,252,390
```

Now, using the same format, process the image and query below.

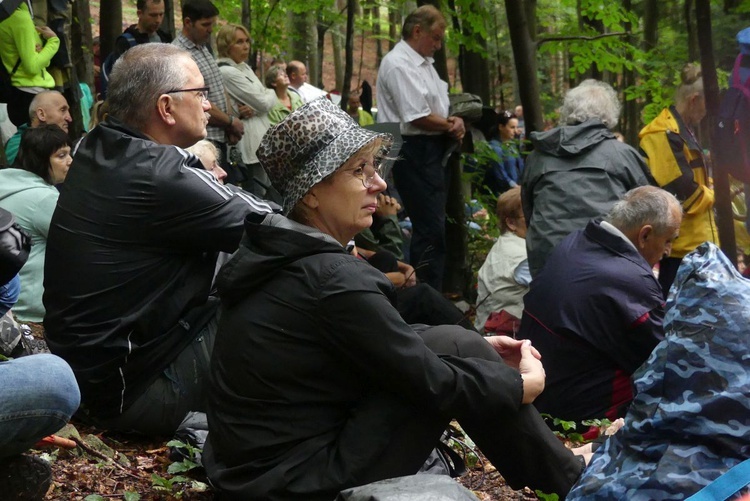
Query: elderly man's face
137,0,165,35
169,58,211,148
639,206,682,267
36,93,72,132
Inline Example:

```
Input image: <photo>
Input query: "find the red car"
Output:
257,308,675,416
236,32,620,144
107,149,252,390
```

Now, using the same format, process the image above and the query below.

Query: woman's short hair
265,65,284,89
216,24,249,59
560,79,621,129
675,63,704,106
14,124,70,184
496,186,523,234
186,139,220,166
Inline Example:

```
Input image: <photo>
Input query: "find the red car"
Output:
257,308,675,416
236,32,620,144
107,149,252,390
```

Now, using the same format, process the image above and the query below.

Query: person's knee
420,326,499,360
32,354,81,419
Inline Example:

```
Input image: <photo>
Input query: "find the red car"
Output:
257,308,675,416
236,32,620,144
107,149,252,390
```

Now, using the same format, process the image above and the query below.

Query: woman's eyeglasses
352,162,383,189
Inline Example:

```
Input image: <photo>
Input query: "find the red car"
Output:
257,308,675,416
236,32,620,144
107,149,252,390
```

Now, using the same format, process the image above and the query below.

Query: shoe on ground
0,454,52,500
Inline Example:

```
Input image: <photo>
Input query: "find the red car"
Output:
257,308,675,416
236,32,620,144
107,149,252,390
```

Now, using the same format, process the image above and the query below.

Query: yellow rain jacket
639,106,719,258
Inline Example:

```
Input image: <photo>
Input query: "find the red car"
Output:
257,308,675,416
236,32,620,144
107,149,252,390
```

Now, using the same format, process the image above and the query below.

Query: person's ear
156,95,176,125
36,107,46,123
638,225,653,248
301,191,319,209
505,216,517,233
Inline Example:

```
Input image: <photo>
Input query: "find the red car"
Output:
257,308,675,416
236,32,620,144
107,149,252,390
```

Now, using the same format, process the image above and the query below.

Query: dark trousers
397,283,474,330
7,89,36,128
393,135,448,291
355,326,583,497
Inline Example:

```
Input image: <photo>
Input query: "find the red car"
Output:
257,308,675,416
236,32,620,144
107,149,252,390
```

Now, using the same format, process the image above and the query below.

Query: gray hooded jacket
521,119,653,277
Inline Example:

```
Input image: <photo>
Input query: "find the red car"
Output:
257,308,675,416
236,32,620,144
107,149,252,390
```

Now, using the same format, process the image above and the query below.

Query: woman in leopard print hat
205,96,584,501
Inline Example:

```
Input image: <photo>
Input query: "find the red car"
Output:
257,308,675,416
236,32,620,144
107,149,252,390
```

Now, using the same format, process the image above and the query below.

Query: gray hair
675,63,704,106
186,139,220,164
606,186,682,235
401,5,446,40
107,43,191,130
560,79,621,129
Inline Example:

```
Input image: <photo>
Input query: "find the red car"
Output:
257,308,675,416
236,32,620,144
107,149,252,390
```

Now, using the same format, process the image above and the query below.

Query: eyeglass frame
164,86,210,101
351,161,385,189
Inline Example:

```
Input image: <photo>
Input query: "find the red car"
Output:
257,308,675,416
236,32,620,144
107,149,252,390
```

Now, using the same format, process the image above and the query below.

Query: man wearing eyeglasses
43,43,279,437
172,0,245,184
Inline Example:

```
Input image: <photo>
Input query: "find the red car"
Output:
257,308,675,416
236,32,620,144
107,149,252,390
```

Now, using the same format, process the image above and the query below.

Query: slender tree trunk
685,0,699,61
289,11,319,86
622,0,639,144
373,5,383,67
341,0,356,109
99,0,122,59
696,0,736,265
163,0,176,40
72,0,93,89
506,0,542,136
388,8,399,51
332,25,345,91
451,0,490,102
643,0,659,52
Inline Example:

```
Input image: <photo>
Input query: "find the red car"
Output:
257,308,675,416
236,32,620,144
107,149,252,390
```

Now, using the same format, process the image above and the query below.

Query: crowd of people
0,0,744,499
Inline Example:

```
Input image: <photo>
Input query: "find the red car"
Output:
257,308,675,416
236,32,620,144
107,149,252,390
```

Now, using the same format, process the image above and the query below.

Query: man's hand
376,194,401,217
227,116,244,138
518,340,545,404
485,335,540,369
397,261,417,288
447,116,465,142
238,104,254,120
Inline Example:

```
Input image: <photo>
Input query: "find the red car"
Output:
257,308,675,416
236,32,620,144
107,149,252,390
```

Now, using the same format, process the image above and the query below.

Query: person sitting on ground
0,125,71,322
354,192,405,260
0,2,60,127
474,186,530,333
347,91,375,126
186,139,227,184
483,110,524,196
203,98,585,501
266,64,303,125
0,207,80,501
521,79,653,278
518,186,681,425
43,43,277,437
4,90,72,165
216,24,276,195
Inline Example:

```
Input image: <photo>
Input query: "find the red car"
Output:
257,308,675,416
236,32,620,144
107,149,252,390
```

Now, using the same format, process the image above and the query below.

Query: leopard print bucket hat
258,97,393,215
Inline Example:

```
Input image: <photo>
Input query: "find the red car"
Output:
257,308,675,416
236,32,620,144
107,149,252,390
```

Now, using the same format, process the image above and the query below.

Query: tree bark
163,0,176,41
99,0,122,59
340,0,356,109
506,0,542,136
289,11,319,86
388,7,399,51
696,0,736,265
452,0,490,103
622,0,638,144
72,0,93,90
643,0,659,52
685,0,699,61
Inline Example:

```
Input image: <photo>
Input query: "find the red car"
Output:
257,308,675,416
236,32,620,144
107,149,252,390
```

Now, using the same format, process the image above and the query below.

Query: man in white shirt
287,61,328,103
376,5,465,291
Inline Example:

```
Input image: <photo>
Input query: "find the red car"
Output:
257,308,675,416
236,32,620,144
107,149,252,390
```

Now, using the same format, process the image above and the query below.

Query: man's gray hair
560,79,621,129
606,186,682,235
107,43,191,130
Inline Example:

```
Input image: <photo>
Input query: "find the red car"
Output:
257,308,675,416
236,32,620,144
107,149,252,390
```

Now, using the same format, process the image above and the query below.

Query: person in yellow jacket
639,63,719,297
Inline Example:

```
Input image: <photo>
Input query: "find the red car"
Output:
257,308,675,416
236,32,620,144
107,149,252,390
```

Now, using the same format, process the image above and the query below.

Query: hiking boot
0,454,52,500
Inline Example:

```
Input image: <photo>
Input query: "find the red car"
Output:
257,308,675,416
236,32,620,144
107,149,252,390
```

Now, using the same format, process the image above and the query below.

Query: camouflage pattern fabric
568,242,750,500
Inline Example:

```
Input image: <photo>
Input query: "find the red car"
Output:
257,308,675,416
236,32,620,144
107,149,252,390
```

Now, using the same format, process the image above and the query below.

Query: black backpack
100,32,137,98
715,54,750,183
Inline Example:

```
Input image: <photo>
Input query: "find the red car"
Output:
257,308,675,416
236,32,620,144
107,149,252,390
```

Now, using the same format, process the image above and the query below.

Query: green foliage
123,491,141,501
165,439,202,475
535,491,560,501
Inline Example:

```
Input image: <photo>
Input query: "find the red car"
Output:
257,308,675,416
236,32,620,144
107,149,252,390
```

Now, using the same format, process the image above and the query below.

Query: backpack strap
686,458,750,501
10,58,20,76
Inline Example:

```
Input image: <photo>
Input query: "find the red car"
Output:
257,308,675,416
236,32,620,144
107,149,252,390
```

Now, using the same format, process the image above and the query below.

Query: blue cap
738,27,750,54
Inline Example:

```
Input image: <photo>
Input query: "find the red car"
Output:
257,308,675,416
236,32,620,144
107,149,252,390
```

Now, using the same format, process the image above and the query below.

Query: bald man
4,90,72,165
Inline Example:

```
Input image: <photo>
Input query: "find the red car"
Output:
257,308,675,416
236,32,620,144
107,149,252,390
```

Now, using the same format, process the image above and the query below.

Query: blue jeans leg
393,136,448,291
0,275,21,317
0,354,80,460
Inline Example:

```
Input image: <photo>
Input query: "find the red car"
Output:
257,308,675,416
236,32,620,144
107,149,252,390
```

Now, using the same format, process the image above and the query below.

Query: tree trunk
506,0,542,136
373,4,383,67
241,0,250,36
99,0,122,59
388,7,400,51
452,0,490,103
332,25,345,91
289,11,319,86
685,0,699,61
643,0,658,52
163,0,176,41
340,0,356,109
72,0,93,90
696,0,736,265
622,0,639,144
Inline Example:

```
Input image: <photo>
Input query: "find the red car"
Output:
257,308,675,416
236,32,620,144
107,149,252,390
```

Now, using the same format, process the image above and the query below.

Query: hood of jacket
217,213,346,307
530,118,615,158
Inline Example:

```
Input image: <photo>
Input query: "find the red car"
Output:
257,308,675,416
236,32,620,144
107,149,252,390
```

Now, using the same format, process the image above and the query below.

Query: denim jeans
0,275,20,317
0,354,80,460
392,135,448,291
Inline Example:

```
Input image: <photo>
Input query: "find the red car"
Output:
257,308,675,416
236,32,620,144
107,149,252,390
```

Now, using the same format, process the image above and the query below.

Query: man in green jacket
4,90,71,166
